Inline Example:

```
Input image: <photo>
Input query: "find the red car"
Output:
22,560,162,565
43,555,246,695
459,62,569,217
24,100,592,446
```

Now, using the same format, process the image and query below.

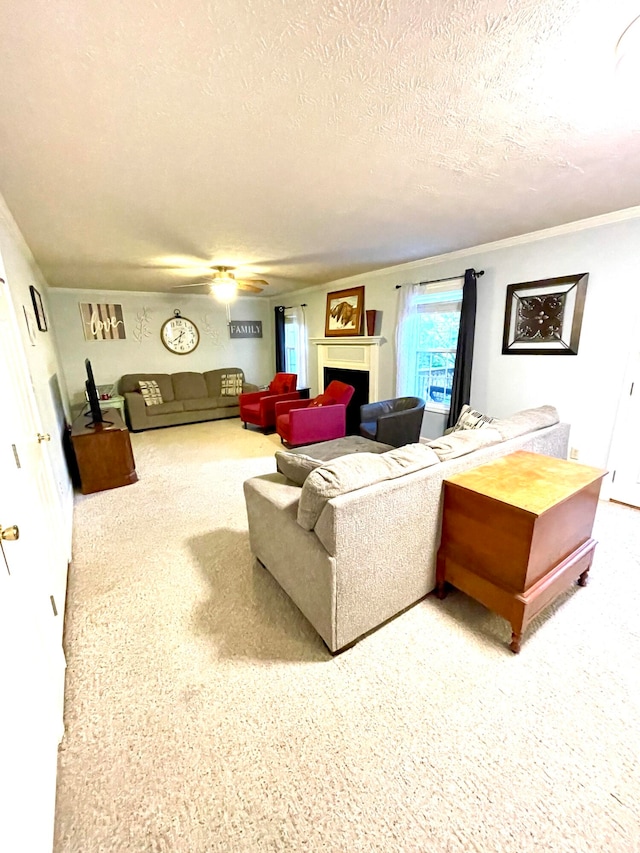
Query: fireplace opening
324,367,369,435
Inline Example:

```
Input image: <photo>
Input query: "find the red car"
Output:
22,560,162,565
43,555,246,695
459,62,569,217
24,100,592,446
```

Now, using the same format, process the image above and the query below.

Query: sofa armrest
239,389,270,405
259,391,300,416
275,398,311,417
124,392,147,431
360,400,387,422
242,382,260,394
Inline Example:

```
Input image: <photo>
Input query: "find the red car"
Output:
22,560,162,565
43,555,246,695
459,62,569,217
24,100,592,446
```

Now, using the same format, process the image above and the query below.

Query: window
283,307,308,387
396,282,462,413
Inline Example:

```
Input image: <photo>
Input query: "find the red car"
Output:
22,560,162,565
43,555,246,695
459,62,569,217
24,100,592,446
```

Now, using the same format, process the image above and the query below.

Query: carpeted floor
54,419,640,852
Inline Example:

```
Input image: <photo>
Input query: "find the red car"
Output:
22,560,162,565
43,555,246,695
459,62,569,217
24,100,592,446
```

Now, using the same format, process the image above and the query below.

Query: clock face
161,315,200,354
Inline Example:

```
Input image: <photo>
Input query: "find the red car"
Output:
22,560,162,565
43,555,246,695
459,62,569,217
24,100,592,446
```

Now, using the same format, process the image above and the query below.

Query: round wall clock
160,310,200,355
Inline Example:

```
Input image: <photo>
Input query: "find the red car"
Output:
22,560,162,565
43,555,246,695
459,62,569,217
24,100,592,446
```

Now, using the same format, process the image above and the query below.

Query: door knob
37,433,51,443
0,524,19,541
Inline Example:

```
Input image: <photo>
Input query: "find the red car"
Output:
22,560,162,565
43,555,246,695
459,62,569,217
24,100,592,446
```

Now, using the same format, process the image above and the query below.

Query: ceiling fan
172,266,269,300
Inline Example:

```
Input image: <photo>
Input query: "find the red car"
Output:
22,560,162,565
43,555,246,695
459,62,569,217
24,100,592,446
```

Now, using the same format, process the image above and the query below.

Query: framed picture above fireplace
325,286,364,337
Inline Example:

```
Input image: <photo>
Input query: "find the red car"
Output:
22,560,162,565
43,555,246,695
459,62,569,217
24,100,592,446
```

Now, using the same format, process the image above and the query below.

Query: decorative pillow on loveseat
138,380,164,407
220,372,244,396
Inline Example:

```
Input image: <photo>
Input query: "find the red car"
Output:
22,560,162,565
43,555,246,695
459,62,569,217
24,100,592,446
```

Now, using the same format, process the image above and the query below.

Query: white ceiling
1,0,639,297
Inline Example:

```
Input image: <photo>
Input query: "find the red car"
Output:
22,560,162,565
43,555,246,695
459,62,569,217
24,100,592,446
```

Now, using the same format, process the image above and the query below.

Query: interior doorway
608,346,640,509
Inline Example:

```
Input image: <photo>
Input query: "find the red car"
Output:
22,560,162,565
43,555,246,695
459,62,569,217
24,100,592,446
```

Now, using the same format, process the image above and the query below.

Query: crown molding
313,205,640,290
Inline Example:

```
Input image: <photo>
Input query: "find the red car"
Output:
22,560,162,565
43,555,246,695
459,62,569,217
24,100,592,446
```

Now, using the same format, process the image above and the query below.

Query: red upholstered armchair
239,373,299,431
275,380,355,447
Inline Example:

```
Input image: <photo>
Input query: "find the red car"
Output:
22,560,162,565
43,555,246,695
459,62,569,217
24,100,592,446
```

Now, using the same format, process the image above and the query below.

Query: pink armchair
275,380,355,447
239,373,299,431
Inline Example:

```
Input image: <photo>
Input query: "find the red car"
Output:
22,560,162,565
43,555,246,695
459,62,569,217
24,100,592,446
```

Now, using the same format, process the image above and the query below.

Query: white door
608,349,640,508
0,278,66,852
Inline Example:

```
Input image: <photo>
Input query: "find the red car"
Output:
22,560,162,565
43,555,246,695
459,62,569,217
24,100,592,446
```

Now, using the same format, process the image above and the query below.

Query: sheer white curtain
395,283,423,396
286,306,309,388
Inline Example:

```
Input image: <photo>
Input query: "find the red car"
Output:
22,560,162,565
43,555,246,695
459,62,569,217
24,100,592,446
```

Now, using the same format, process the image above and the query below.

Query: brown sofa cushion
146,401,185,416
180,397,218,412
120,373,175,401
172,372,208,400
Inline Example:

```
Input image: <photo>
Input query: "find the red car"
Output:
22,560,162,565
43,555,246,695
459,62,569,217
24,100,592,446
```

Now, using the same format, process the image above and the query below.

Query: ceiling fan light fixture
210,281,238,303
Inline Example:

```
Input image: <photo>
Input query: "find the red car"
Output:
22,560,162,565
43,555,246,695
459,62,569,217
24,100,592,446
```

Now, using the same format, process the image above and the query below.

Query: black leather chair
359,397,425,447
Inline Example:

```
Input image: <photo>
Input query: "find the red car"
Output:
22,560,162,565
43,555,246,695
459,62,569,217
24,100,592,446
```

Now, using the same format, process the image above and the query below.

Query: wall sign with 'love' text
229,320,262,339
79,303,127,341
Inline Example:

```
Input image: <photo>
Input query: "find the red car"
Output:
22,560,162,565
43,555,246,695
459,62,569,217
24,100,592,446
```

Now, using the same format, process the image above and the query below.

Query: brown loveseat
120,369,258,432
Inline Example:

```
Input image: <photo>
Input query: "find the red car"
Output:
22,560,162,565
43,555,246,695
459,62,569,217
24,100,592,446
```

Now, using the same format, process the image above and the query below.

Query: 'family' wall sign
229,320,262,339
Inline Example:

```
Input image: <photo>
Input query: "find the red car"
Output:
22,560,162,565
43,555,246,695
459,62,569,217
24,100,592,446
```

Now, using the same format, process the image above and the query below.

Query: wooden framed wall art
324,286,364,337
502,273,588,355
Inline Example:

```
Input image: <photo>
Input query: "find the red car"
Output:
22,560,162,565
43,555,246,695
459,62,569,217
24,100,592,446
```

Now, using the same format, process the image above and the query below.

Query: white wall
282,210,640,469
0,196,73,524
48,288,276,410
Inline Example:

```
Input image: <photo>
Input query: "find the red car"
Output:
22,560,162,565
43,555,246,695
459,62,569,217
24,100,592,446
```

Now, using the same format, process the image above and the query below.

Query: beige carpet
54,419,640,852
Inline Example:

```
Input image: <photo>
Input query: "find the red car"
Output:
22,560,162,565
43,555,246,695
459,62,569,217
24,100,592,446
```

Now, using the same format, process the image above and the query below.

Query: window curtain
446,268,477,429
274,306,286,372
395,284,423,396
286,305,309,387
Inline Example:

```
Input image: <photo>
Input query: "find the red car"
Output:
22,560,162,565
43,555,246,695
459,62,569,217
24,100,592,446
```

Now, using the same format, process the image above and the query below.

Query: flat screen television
85,358,104,426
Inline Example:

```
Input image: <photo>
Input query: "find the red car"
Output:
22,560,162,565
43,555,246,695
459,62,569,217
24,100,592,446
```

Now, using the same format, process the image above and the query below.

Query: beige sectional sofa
243,406,570,653
120,369,258,432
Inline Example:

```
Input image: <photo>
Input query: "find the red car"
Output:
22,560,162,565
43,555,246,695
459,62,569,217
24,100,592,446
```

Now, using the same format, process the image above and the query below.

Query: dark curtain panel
446,268,477,429
274,306,286,372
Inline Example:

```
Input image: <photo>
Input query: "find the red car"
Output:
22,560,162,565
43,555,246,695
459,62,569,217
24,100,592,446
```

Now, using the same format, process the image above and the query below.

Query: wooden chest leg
509,630,522,654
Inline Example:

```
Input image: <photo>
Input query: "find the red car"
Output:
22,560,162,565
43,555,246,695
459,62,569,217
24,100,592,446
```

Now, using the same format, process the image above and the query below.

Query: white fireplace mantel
310,336,384,402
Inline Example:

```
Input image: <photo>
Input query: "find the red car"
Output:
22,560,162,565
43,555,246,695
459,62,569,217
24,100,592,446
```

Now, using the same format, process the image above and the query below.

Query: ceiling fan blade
237,283,264,293
171,281,211,289
236,278,269,287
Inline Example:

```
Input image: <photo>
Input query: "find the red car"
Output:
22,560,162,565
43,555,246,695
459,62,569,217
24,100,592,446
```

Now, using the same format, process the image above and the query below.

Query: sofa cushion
427,427,503,462
172,372,208,400
146,401,185,416
120,373,175,401
276,451,324,486
180,397,218,412
221,371,244,395
451,404,496,431
297,443,440,530
492,405,559,441
138,380,163,406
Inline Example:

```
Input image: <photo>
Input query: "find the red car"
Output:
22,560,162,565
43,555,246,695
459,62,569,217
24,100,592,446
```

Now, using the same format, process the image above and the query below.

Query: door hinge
50,595,58,616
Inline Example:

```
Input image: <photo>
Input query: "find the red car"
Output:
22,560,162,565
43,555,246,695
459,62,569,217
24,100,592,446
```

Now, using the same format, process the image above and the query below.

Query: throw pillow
307,393,336,408
220,372,243,396
451,404,496,431
138,380,163,407
275,451,323,486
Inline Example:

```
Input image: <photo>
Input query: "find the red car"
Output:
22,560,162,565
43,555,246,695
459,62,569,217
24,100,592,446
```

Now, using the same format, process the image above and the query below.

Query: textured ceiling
0,0,639,297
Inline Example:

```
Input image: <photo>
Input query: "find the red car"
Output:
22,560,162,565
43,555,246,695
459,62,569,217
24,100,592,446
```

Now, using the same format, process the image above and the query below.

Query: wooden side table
71,408,138,495
436,451,606,653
